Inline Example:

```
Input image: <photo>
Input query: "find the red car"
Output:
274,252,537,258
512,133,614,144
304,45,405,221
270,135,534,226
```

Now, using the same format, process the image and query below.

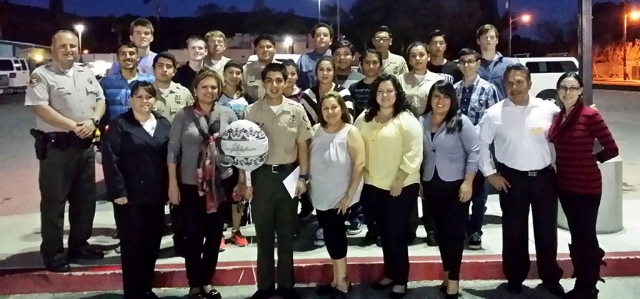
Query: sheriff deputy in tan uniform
151,51,194,122
25,30,106,273
238,63,311,299
371,25,409,77
242,34,279,103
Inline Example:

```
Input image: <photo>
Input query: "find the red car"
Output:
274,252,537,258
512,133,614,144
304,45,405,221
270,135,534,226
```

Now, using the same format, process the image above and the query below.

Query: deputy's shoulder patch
29,74,42,87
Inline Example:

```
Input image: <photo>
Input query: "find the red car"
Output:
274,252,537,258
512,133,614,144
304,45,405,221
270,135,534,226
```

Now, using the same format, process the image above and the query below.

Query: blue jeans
467,171,488,236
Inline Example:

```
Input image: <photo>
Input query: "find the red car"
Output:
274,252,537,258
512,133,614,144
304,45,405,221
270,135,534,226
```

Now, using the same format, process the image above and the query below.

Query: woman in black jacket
102,81,172,299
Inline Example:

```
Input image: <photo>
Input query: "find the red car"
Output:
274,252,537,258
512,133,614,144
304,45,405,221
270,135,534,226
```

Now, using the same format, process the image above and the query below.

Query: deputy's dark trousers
559,190,604,288
499,165,563,285
252,164,298,291
114,203,164,298
39,147,97,263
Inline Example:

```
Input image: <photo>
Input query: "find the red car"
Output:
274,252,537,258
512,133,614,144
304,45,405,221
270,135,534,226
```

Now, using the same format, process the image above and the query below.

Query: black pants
252,164,298,290
499,165,563,284
114,203,164,298
365,183,419,285
360,185,378,234
317,209,348,260
180,184,225,288
467,171,487,235
423,176,469,280
39,147,97,262
559,190,604,286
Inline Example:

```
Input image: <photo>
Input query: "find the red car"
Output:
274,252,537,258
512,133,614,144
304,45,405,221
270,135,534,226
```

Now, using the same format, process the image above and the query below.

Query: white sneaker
314,228,325,246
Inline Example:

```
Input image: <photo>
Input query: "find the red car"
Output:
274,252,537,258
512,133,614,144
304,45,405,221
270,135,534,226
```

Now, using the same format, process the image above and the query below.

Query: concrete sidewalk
3,277,639,299
3,196,640,295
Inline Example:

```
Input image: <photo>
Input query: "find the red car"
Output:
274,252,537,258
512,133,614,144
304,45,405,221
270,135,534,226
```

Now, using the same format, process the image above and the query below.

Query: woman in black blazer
102,81,172,299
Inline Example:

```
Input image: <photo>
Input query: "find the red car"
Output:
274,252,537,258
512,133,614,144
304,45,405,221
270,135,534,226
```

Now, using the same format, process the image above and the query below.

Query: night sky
5,0,634,38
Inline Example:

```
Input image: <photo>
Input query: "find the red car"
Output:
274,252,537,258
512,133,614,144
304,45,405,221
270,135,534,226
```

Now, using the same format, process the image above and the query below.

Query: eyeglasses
458,59,478,66
373,37,391,42
376,90,396,95
558,86,581,92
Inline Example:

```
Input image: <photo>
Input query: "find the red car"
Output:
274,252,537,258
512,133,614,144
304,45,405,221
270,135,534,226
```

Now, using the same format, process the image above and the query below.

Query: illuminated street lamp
283,36,293,54
74,23,85,62
508,13,532,56
622,0,640,80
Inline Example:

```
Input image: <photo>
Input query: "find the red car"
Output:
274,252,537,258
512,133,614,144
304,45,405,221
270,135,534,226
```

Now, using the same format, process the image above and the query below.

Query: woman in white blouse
309,90,365,298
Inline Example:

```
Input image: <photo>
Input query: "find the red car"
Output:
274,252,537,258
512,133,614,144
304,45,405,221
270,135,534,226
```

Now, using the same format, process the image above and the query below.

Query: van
0,57,30,94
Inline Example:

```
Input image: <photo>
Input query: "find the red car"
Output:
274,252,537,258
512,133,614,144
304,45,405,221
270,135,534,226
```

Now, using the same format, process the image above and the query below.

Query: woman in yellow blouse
397,41,443,116
354,73,424,298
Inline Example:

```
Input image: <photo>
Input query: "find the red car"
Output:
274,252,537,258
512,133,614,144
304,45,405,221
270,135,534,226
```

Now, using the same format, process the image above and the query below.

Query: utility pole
579,0,593,105
337,0,341,38
507,0,512,56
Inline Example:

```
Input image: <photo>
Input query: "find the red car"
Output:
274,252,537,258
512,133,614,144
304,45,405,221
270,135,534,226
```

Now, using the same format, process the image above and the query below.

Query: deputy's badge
289,114,296,123
175,95,182,104
29,74,42,87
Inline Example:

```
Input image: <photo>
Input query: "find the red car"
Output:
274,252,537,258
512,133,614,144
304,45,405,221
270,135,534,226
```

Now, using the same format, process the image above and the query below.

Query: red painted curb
1,252,639,295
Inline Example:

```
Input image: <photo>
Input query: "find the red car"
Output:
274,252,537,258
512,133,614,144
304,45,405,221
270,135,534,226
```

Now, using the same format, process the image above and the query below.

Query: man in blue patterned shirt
453,48,499,250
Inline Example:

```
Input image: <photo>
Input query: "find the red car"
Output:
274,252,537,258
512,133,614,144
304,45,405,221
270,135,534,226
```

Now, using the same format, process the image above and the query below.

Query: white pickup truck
514,56,579,101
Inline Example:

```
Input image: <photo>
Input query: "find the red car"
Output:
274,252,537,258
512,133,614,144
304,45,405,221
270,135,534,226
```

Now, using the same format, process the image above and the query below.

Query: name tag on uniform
531,127,544,134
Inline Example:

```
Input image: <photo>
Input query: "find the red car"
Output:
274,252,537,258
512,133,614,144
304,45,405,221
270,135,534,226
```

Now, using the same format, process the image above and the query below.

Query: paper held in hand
283,166,300,199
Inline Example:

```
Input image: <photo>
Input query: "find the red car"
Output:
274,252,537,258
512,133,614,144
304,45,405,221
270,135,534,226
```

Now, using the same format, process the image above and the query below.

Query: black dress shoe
145,291,160,299
425,232,438,247
389,285,407,298
188,293,207,299
251,287,276,299
44,258,71,273
276,287,299,299
68,248,104,261
507,282,523,294
542,281,565,296
205,289,222,299
372,280,394,290
315,284,335,296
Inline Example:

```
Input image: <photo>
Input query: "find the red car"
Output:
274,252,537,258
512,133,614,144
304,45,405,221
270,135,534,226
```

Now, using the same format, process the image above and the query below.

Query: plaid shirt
453,76,500,125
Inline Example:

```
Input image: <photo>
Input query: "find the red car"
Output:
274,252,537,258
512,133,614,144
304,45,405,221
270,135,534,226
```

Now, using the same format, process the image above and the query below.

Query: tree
598,40,640,65
535,18,579,55
227,5,240,13
196,3,223,17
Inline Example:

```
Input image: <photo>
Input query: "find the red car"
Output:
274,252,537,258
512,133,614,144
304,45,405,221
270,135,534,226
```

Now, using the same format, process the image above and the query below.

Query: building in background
0,39,51,67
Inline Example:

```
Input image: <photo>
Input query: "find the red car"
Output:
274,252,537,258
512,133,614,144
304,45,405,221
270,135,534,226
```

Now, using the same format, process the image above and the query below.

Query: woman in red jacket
548,72,619,299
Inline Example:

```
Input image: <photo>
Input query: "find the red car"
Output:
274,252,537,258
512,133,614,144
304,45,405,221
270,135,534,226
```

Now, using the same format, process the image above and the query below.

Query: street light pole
74,24,85,63
318,0,321,23
507,0,512,56
337,0,341,38
623,0,629,80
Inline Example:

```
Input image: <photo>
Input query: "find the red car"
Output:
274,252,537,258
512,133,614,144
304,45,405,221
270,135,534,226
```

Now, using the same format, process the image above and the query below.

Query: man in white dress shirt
477,63,564,297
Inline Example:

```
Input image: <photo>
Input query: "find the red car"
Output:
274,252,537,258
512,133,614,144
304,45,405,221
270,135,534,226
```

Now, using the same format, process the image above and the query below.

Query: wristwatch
299,174,309,183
